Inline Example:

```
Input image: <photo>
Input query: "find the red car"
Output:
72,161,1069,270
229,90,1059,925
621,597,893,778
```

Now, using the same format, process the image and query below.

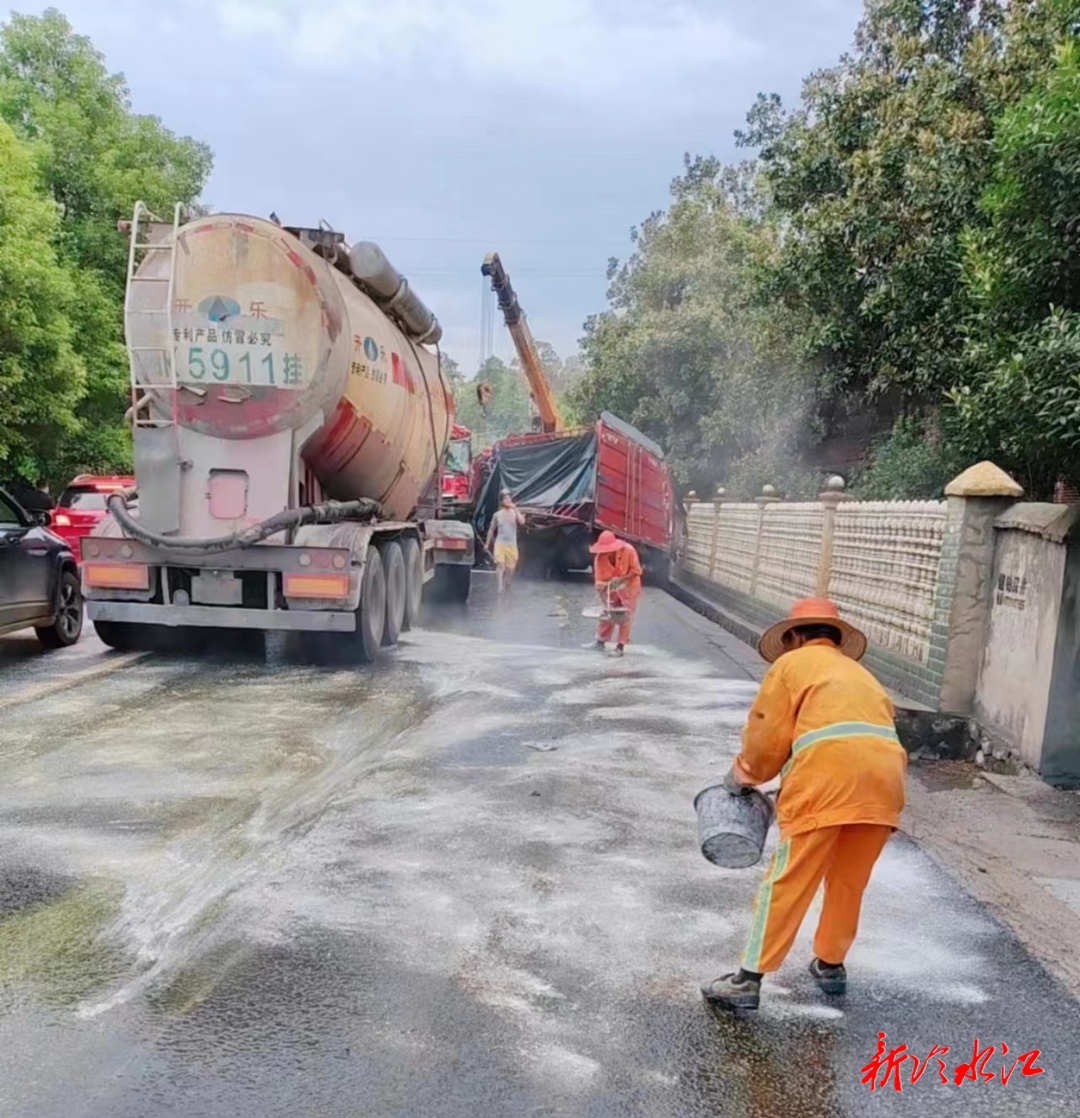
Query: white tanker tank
85,206,475,660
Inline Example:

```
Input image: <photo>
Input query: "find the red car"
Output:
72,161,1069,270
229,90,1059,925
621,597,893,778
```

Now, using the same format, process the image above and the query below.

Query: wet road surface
1,573,1078,1116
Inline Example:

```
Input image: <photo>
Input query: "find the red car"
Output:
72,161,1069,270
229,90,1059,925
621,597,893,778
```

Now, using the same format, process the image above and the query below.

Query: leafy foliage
0,9,211,484
569,156,813,492
952,31,1080,493
450,356,533,447
449,342,582,447
852,414,966,500
0,119,83,470
575,0,1080,498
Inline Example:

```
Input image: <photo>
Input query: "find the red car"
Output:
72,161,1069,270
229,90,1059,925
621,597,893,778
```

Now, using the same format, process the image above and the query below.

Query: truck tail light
283,572,349,599
83,562,150,590
435,538,469,550
54,513,72,526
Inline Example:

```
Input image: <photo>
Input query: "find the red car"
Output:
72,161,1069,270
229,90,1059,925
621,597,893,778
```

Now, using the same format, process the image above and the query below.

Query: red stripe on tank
302,401,374,476
391,352,415,394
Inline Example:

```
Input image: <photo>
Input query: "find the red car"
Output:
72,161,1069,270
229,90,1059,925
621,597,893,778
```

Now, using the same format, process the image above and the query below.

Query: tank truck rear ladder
123,201,183,432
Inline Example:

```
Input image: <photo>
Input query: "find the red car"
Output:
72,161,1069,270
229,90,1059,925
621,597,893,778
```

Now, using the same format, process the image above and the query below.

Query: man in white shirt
485,490,526,593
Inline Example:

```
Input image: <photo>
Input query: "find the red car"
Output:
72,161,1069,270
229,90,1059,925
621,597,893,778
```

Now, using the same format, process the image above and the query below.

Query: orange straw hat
757,596,867,664
589,530,623,555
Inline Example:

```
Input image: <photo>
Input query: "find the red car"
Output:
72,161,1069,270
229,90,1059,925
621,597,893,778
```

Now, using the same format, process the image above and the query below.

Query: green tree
451,356,533,447
752,0,1017,421
570,155,813,493
0,119,83,472
951,27,1080,494
0,8,212,481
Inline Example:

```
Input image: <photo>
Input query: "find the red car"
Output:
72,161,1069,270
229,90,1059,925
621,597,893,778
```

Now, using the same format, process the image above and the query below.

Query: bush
853,415,966,500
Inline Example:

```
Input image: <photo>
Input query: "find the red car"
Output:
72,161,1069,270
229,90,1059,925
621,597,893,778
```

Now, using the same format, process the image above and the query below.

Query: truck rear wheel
401,536,423,632
380,540,406,648
94,621,207,655
431,563,471,604
93,619,140,652
350,545,386,663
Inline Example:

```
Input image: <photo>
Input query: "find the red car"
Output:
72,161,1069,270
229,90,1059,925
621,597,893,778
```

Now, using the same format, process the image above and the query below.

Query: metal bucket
582,604,630,621
694,783,775,869
583,584,630,623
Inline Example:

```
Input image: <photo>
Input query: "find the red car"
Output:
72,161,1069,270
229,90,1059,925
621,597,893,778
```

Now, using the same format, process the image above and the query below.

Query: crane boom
481,252,564,433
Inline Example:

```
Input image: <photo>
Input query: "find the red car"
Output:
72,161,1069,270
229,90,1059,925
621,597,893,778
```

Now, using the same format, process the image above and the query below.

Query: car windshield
59,488,110,511
445,440,471,475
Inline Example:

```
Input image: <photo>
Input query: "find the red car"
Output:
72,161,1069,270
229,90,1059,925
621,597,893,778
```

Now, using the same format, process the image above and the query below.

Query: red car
50,475,135,559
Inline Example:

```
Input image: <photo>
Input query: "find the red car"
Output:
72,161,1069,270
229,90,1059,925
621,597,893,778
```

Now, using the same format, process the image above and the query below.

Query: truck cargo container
473,412,674,580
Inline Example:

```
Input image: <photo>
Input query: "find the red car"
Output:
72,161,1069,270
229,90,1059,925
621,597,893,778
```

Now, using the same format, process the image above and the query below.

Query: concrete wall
975,530,1066,768
1041,542,1080,787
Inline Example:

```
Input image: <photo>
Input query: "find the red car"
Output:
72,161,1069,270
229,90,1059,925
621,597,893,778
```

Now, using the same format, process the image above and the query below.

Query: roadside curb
904,773,1080,999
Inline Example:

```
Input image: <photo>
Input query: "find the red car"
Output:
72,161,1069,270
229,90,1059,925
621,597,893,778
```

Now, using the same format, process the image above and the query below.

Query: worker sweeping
701,597,907,1011
485,489,525,593
590,530,643,657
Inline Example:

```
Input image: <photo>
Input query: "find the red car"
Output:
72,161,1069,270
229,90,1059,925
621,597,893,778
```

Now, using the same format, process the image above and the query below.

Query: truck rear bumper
87,601,356,632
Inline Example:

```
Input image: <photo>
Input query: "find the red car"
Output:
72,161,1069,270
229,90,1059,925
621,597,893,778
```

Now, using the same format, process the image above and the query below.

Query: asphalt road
0,573,1078,1117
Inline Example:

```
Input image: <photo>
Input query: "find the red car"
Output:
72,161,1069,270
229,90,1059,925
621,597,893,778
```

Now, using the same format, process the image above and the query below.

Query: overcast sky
25,0,864,373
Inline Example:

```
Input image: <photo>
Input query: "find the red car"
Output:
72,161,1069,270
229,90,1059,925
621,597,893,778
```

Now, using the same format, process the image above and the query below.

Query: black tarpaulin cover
474,431,597,538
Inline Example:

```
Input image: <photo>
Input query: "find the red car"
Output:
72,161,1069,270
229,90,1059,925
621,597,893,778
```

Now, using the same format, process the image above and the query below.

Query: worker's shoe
610,643,625,658
700,973,760,1011
809,958,847,996
585,640,606,651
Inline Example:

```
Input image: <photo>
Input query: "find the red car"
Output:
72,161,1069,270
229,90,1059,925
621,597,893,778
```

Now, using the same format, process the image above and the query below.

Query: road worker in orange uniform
590,530,643,658
702,597,908,1011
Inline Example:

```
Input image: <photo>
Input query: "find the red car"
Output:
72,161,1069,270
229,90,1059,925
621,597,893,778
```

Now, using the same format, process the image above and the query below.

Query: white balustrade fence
683,495,946,665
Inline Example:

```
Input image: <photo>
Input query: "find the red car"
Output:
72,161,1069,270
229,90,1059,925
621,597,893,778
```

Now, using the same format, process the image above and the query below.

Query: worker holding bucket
699,597,908,1012
589,531,643,657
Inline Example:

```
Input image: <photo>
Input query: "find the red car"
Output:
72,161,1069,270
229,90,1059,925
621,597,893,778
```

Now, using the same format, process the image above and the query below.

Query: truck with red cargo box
83,204,475,660
472,411,674,579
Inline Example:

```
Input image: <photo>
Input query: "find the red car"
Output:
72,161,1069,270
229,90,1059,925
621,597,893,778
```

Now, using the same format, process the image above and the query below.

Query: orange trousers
741,823,892,974
597,586,639,645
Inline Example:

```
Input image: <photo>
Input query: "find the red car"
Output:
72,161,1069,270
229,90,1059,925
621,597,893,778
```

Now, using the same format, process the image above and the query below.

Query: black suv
0,486,83,649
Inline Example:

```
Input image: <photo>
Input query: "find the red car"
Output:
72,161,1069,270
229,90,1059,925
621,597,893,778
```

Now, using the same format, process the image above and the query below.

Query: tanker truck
82,203,475,660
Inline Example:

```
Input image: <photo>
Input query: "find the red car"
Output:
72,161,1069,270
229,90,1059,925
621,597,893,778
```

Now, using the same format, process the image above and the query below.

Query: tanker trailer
83,203,475,660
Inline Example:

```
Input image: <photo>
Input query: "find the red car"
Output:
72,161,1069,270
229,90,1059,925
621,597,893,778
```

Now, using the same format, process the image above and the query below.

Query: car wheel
35,569,84,649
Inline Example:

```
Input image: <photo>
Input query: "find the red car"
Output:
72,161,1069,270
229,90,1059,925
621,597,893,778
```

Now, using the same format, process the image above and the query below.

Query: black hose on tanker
106,493,382,554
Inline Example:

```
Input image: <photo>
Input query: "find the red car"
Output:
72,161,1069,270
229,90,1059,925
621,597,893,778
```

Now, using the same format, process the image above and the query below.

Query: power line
407,270,607,279
366,234,621,247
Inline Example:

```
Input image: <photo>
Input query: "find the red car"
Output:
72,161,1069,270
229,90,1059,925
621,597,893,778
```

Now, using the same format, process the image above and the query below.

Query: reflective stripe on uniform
741,838,791,973
780,721,899,778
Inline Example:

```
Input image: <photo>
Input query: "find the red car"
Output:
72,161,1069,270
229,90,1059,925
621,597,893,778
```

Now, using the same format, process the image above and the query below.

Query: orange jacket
594,542,643,603
734,639,907,837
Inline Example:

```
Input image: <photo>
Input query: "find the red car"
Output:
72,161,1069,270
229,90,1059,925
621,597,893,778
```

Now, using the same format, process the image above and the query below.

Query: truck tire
349,545,386,663
448,564,471,603
93,620,143,652
431,563,471,604
380,540,406,648
401,536,423,632
35,569,84,650
644,549,671,589
94,620,203,655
